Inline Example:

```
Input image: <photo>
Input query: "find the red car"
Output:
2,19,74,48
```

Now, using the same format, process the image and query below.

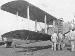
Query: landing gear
5,41,12,48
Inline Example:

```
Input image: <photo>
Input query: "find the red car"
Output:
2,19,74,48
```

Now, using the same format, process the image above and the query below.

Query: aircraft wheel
11,42,16,48
6,41,12,48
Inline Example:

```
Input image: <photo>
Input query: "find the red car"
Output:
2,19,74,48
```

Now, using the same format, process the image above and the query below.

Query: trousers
71,41,75,51
52,42,56,51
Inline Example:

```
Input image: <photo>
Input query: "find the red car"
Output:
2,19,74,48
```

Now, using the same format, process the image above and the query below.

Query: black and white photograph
0,0,75,56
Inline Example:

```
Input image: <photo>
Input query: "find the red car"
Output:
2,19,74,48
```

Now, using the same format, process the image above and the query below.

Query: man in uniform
69,29,75,51
58,32,63,50
51,32,58,51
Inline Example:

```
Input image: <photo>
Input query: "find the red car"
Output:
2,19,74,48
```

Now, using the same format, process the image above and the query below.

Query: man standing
58,33,63,50
51,32,58,51
70,29,75,51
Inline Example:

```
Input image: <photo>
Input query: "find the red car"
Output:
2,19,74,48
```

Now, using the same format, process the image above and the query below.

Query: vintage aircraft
0,0,57,47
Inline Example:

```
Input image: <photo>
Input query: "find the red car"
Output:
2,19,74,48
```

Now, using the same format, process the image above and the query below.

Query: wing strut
44,15,47,34
35,19,37,32
27,6,30,20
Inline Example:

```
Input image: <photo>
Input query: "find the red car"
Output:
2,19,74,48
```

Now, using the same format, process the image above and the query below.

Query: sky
0,0,75,37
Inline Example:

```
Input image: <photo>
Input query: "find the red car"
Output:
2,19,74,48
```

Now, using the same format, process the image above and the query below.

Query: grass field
0,40,75,56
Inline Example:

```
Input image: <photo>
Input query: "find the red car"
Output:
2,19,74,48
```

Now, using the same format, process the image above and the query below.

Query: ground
0,40,75,56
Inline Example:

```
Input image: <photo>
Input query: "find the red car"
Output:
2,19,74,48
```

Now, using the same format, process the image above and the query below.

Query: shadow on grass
16,45,52,52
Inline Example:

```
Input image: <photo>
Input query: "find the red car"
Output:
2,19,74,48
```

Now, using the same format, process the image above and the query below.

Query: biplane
0,0,57,47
